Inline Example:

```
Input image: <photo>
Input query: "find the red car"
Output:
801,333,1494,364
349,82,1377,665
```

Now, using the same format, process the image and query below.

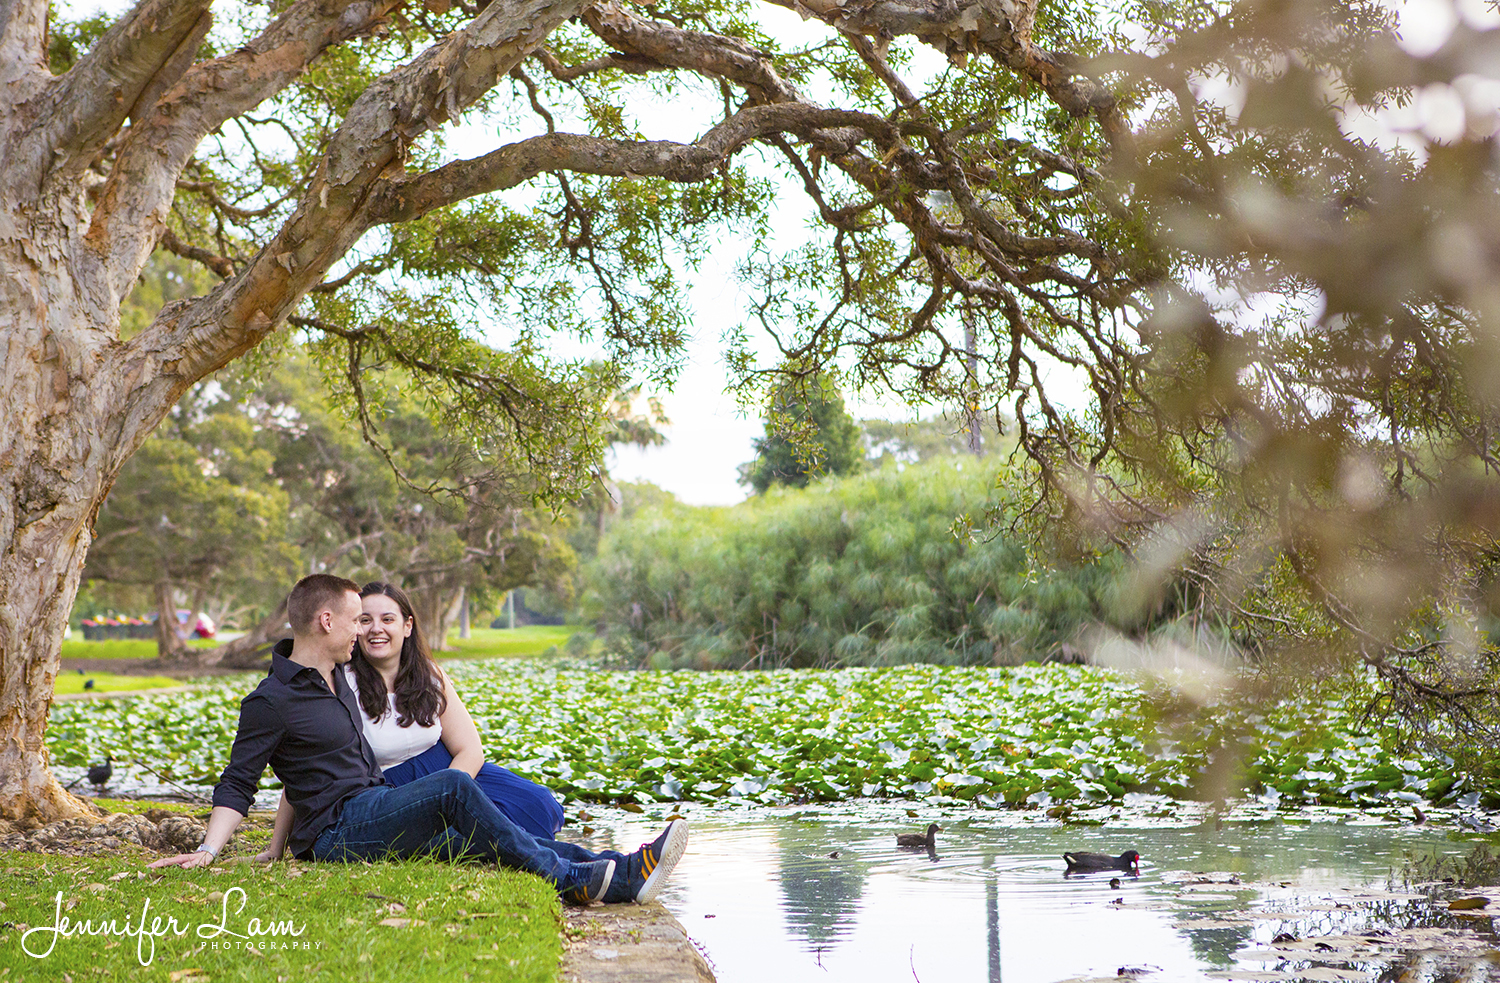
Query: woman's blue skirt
381,741,565,839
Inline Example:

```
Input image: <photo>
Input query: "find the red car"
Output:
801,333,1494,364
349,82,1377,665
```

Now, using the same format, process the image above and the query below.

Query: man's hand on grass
148,850,215,869
253,848,281,863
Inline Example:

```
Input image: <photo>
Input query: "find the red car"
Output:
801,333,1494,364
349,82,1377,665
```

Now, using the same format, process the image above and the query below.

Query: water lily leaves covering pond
44,664,1500,808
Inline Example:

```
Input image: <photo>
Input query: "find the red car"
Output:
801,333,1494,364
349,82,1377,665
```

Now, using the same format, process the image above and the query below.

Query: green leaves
48,661,1492,809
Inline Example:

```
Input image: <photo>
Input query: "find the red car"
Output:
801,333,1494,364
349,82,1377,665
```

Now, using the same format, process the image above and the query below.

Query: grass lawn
439,626,577,661
91,799,203,816
53,672,185,696
60,638,220,660
0,851,563,982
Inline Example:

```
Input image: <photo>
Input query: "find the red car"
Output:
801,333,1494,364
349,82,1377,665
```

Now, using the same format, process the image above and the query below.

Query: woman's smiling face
359,592,412,661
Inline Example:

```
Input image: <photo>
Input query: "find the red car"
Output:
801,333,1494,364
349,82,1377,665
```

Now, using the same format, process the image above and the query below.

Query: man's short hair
287,574,361,634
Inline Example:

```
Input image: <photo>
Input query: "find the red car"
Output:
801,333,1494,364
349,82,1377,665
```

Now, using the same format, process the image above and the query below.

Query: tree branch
84,0,406,304
532,46,665,82
158,226,234,279
752,0,1134,162
584,1,801,105
8,0,212,199
370,103,898,224
104,0,593,450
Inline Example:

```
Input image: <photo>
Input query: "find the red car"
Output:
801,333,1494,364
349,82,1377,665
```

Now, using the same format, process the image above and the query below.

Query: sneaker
624,819,689,904
562,859,615,905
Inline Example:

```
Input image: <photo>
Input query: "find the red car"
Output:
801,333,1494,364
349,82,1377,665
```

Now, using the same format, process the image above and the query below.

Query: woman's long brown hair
351,582,446,728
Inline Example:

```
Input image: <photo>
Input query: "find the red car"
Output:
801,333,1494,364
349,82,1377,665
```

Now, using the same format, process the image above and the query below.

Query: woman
258,581,565,857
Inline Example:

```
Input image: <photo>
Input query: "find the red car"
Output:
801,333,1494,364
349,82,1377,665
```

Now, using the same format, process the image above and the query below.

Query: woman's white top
343,665,443,770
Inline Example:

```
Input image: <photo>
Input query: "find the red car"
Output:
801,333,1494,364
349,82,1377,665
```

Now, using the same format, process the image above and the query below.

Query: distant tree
740,377,864,494
862,412,1011,465
84,382,296,659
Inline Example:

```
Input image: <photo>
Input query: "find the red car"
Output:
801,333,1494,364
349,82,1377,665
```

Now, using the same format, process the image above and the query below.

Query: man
150,574,686,905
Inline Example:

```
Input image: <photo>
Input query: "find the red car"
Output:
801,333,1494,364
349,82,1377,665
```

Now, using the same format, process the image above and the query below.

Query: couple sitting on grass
149,574,685,906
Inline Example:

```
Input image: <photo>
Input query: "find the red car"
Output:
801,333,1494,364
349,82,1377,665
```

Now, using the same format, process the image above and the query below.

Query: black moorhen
83,678,94,690
87,754,113,791
896,823,941,849
1063,849,1141,874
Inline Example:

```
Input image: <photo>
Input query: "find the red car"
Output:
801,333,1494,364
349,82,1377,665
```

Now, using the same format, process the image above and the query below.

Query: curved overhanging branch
583,1,804,104
753,0,1134,161
102,0,593,460
370,104,901,224
84,0,406,305
567,0,1136,424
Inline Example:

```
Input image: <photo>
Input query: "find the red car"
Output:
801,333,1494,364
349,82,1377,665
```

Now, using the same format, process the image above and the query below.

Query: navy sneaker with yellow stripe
562,859,615,905
608,819,688,904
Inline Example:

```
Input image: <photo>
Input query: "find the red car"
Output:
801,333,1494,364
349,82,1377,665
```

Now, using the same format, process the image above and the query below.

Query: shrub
583,459,1121,668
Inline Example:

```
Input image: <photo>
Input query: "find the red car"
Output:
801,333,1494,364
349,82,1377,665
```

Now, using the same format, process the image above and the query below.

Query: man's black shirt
211,639,385,857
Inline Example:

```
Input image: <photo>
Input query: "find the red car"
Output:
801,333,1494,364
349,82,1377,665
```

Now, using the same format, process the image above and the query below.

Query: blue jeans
382,741,565,840
309,770,619,893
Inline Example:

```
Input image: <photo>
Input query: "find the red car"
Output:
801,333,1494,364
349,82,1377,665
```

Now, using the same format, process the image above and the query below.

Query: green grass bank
0,852,561,982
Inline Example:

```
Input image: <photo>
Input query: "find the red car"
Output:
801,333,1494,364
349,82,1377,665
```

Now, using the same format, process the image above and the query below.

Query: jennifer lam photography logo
18,886,315,967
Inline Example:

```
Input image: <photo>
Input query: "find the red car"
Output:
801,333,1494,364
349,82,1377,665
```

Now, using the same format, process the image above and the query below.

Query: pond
560,800,1500,983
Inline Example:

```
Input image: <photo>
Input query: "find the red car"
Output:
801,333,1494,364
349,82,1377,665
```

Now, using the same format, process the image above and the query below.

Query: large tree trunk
0,239,136,827
0,0,587,826
409,586,460,652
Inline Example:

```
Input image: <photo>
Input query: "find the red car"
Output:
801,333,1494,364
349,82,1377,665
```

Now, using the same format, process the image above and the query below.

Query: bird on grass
896,823,941,850
83,678,95,690
87,755,113,792
1064,849,1141,875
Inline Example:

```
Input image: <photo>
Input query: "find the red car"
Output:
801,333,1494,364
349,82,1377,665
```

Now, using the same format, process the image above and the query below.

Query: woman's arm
255,791,292,862
436,669,485,777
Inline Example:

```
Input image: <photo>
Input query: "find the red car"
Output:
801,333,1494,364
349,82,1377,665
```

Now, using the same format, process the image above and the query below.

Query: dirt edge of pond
563,901,715,983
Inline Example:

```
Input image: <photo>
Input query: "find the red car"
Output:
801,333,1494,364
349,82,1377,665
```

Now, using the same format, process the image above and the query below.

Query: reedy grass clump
584,458,1121,669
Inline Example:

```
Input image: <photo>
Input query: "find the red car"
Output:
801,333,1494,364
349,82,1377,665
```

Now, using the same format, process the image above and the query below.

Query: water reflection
774,819,868,947
984,847,1001,983
560,803,1497,983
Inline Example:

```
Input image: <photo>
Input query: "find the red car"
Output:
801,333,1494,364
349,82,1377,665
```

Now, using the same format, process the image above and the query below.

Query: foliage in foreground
585,458,1125,669
0,852,561,983
44,663,1500,812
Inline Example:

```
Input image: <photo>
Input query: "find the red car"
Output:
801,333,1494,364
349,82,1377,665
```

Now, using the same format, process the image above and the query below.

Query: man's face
330,590,366,662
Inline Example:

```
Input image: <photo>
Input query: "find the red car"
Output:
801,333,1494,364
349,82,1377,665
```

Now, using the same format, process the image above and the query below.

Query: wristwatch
195,842,218,858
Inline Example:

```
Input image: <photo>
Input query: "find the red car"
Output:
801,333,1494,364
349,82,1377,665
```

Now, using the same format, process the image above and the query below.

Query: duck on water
1063,849,1142,875
896,824,941,850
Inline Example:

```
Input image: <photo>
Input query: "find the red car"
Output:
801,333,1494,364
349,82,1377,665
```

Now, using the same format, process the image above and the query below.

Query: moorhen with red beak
1063,849,1141,874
